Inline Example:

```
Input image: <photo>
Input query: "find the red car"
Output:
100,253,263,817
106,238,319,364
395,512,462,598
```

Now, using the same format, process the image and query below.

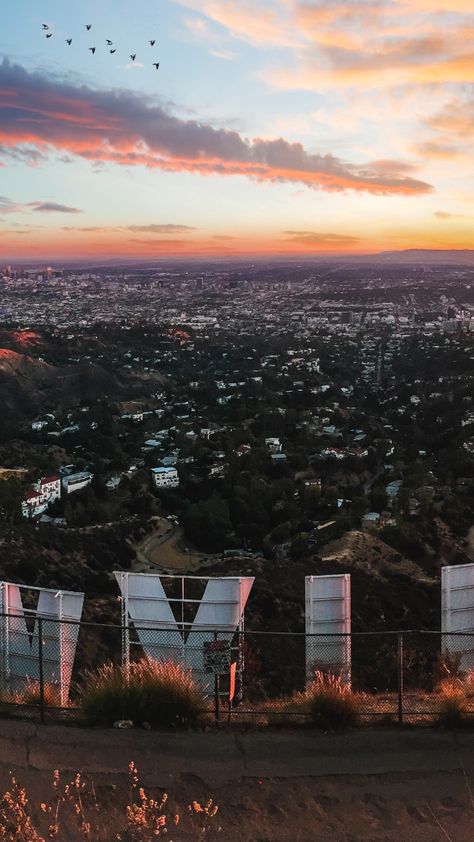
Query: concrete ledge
1,720,473,786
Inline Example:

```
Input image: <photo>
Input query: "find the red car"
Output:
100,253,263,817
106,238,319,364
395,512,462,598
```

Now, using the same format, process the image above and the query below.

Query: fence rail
0,611,473,725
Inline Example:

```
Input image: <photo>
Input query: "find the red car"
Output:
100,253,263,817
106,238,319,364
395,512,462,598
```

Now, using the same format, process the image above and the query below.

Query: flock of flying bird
41,23,160,69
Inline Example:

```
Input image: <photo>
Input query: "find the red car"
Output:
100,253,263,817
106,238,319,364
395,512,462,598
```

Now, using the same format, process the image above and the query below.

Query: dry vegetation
321,529,435,583
0,763,220,841
80,659,206,729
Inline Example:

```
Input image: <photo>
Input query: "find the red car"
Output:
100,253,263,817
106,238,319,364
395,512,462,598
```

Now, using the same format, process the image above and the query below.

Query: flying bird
149,40,156,46
85,24,92,30
110,49,116,54
106,39,113,45
89,47,96,54
130,54,136,61
153,62,160,70
42,24,49,30
46,33,52,38
66,39,72,45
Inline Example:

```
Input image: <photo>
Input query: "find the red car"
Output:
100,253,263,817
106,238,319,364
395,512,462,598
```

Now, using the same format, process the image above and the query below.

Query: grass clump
0,679,62,709
436,680,470,729
80,659,205,730
305,671,360,731
16,679,62,708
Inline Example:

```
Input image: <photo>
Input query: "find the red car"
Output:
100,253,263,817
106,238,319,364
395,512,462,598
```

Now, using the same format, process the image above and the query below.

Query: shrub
1,679,61,708
16,679,62,708
305,671,360,731
80,659,205,730
437,680,470,729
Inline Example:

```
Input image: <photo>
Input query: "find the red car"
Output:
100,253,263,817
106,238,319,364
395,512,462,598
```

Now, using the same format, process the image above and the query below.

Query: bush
437,680,470,729
306,671,360,731
1,679,61,708
16,679,61,708
80,659,206,729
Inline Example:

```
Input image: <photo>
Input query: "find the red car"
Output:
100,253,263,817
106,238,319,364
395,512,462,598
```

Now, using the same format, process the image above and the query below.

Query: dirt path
0,467,28,478
134,518,213,572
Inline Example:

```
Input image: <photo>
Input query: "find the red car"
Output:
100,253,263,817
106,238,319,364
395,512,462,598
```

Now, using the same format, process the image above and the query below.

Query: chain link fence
0,612,473,725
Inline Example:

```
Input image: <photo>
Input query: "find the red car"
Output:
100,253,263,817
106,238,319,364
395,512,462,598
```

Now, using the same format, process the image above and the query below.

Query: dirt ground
134,518,213,572
1,722,474,841
1,766,473,841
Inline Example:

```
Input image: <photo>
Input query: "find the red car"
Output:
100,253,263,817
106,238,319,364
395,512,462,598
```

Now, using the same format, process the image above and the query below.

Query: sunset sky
0,0,473,259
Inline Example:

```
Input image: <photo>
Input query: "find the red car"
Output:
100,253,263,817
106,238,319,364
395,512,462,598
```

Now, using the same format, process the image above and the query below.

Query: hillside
0,520,441,635
0,349,53,420
320,529,435,584
0,521,132,620
0,348,164,422
205,535,439,633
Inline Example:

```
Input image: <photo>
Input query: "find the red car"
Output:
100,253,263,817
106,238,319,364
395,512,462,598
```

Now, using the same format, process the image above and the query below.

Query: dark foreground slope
1,722,474,842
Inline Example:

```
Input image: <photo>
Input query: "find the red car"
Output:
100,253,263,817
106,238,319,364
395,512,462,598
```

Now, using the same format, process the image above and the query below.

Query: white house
31,420,48,431
121,412,144,423
22,475,61,519
62,472,93,494
265,437,282,453
31,413,55,432
39,476,61,500
151,467,179,489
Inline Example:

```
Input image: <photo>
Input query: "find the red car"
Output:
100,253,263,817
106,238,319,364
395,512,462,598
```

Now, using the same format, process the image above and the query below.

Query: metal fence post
397,633,404,725
213,630,220,726
38,616,45,724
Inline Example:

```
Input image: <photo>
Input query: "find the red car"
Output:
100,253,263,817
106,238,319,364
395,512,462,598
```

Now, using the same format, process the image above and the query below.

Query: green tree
0,478,23,523
184,492,232,552
290,532,309,560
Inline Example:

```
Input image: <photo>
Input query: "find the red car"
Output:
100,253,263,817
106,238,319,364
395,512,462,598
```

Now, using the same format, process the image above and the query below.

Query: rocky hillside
0,348,164,422
0,521,132,621
206,536,439,635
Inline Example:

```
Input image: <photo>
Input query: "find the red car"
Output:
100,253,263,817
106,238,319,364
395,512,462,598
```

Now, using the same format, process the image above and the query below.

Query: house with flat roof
151,466,179,489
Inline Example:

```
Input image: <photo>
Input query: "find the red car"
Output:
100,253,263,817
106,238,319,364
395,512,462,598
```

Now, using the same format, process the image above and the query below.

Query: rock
142,721,152,730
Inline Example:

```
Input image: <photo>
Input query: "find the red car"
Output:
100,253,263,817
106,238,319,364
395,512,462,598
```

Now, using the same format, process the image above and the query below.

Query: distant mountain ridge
373,249,474,264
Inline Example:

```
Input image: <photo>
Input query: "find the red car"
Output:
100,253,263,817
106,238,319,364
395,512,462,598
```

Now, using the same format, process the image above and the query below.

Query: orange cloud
215,1,473,93
413,140,464,159
414,94,474,159
427,96,474,137
175,0,299,48
0,60,431,195
284,230,360,246
175,0,474,93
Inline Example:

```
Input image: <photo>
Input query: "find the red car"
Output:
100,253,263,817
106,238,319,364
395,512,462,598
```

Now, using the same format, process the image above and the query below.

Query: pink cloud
0,60,432,196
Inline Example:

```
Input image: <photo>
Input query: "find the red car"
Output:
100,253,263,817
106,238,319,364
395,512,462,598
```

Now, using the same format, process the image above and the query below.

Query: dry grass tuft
304,671,361,731
16,679,62,708
80,659,206,730
436,680,470,729
1,679,62,708
264,671,362,730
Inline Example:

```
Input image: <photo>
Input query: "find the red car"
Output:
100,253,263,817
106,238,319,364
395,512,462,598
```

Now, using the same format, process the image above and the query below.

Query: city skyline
1,0,473,259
